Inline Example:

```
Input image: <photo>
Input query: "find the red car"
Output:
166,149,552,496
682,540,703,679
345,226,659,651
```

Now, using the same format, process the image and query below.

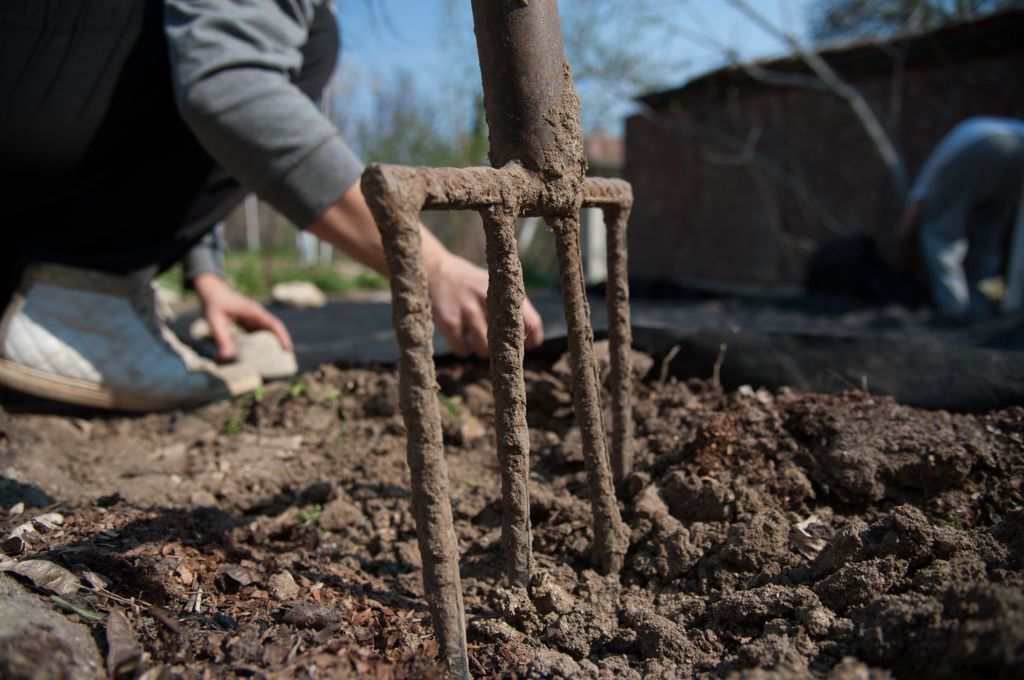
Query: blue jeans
917,129,1024,317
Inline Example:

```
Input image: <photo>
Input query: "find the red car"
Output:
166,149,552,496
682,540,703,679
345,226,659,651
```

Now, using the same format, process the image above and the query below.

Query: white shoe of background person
0,264,262,411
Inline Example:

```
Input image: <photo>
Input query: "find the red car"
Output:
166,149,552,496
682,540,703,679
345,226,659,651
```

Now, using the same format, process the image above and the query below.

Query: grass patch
226,252,387,300
156,264,187,298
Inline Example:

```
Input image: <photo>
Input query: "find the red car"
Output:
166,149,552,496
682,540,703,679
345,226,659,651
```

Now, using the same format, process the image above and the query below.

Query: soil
0,346,1022,678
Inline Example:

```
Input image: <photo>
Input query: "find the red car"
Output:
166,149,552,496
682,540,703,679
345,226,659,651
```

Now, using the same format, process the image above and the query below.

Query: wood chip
137,666,171,680
789,526,828,560
80,569,110,591
219,564,256,588
185,586,203,614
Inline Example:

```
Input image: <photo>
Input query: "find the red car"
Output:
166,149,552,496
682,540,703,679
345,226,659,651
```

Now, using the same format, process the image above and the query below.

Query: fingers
246,305,294,353
206,310,237,362
463,306,488,359
427,253,547,358
435,296,545,358
437,308,471,358
523,297,544,350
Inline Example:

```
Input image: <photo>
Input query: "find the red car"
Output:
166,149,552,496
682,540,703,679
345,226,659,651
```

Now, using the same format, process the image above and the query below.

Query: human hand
193,273,293,361
427,252,544,358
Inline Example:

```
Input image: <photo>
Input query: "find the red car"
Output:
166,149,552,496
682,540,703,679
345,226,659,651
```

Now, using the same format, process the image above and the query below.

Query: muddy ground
0,347,1022,678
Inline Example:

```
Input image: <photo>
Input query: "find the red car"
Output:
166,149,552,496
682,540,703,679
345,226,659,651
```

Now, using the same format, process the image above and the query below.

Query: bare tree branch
637,102,855,238
726,0,909,198
730,55,832,92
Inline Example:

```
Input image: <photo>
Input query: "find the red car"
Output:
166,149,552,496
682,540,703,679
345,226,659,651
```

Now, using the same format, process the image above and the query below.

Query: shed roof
638,9,1024,109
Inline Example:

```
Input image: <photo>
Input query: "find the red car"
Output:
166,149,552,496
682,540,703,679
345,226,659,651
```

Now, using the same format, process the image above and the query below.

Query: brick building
625,10,1024,288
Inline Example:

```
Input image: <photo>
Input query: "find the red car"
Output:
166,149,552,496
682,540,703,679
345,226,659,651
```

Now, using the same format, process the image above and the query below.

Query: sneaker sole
0,357,257,412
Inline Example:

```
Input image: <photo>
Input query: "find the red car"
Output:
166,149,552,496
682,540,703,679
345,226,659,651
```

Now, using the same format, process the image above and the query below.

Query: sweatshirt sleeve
182,222,226,284
164,0,363,228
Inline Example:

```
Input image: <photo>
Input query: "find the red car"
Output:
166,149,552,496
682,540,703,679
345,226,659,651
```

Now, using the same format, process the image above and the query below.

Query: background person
894,116,1024,317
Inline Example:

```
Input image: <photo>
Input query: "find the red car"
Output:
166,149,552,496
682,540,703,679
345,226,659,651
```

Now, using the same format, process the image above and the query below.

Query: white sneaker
0,264,262,411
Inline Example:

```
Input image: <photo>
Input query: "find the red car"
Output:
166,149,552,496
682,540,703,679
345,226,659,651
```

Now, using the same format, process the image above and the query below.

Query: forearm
307,180,450,279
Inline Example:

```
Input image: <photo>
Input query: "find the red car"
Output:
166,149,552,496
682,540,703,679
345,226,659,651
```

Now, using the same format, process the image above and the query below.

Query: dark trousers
0,0,339,304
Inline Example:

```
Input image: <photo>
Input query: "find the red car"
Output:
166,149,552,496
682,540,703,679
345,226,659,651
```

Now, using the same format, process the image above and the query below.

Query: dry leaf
10,559,81,596
176,564,195,586
32,512,64,531
106,609,143,679
7,521,36,538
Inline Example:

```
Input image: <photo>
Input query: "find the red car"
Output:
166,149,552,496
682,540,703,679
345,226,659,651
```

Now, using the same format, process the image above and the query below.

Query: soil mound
0,350,1021,677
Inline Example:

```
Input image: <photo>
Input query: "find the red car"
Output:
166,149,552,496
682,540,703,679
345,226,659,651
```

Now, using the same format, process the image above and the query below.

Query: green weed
301,504,323,527
289,380,309,397
51,595,106,622
437,391,460,417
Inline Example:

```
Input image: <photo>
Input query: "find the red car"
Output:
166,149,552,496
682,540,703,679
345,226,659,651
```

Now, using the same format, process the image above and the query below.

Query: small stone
459,415,487,443
268,571,300,602
188,491,217,508
212,612,237,630
271,281,327,308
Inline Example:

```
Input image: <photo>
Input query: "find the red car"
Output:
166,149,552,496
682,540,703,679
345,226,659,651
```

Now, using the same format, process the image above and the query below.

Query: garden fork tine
361,2,635,675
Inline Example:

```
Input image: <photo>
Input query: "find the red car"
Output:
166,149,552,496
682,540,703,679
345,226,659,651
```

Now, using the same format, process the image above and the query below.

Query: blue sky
331,0,815,136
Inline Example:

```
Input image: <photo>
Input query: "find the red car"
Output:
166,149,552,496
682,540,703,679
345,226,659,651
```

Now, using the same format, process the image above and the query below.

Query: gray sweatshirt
166,0,364,281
